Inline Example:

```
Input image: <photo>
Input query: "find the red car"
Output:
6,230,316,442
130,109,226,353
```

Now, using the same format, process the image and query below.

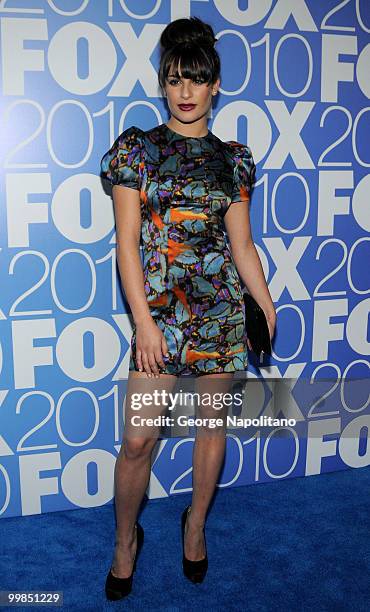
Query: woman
100,16,276,600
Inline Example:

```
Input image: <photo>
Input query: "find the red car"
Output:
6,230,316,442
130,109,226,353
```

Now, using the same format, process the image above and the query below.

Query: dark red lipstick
178,104,196,111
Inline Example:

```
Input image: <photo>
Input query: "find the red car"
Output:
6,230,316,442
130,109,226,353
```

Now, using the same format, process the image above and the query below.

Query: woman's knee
121,436,156,460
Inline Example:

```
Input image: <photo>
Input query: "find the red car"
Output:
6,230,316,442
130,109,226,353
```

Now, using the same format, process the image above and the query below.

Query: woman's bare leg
111,371,178,578
184,373,234,561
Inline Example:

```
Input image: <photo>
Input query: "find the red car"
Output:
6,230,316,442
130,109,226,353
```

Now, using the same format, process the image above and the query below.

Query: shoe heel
133,523,144,572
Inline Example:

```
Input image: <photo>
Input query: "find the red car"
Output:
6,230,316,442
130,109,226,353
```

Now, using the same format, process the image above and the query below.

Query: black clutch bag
243,291,272,363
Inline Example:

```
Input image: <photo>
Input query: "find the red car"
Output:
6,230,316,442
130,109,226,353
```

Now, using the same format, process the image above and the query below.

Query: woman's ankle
115,524,137,547
187,508,205,530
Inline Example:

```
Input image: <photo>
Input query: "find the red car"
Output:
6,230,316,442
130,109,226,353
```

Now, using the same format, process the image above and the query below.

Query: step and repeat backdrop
0,0,369,518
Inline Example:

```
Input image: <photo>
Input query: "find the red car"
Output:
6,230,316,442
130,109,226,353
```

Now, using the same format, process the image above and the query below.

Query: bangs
159,44,218,87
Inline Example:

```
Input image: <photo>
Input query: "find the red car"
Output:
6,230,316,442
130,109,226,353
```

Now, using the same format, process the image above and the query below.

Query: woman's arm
112,185,168,377
113,185,152,325
224,201,276,338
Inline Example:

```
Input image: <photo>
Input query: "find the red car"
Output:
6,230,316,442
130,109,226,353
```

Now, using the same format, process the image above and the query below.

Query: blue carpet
1,467,370,611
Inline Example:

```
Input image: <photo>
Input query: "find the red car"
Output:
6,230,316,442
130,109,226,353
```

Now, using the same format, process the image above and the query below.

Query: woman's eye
167,78,205,86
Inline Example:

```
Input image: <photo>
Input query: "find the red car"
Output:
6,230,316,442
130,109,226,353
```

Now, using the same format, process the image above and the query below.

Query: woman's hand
135,318,169,378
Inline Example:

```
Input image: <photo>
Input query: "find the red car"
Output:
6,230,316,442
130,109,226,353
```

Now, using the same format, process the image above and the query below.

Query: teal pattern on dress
101,123,256,376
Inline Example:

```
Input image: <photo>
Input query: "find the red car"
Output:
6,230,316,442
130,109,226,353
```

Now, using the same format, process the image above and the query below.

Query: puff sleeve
100,125,144,190
227,142,256,204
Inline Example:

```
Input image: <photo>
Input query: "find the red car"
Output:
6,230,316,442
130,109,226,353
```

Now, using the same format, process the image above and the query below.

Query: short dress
100,123,256,376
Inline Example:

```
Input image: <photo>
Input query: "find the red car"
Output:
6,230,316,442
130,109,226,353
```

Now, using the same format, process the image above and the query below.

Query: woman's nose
181,84,192,99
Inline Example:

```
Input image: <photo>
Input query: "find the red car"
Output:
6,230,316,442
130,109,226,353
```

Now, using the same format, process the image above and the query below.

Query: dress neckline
163,123,211,140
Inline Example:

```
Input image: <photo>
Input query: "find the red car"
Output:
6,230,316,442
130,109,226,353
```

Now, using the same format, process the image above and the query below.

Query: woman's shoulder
112,125,146,149
217,137,256,194
220,138,255,182
222,138,253,162
112,123,168,150
100,125,146,185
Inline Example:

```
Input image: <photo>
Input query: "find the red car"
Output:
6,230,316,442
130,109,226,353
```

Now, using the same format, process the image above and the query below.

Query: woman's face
163,63,220,125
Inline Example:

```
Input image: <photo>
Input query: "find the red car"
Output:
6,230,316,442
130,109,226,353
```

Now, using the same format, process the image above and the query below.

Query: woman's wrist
134,312,153,326
264,306,276,322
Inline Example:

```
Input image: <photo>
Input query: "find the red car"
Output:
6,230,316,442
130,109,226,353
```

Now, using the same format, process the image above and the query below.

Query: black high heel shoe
181,505,208,583
105,522,144,600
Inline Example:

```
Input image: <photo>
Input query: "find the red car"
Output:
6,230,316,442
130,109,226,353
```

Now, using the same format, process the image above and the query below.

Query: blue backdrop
0,0,369,518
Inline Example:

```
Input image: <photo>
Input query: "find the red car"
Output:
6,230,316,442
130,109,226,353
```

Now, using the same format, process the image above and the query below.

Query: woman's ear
212,78,221,95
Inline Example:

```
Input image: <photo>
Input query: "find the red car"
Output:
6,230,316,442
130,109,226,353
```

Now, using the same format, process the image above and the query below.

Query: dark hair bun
160,17,217,51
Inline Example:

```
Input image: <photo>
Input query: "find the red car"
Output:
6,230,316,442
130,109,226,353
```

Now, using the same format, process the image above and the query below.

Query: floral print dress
100,123,256,376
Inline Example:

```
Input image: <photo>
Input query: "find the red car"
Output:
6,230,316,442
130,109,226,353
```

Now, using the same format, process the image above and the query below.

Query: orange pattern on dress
239,185,250,201
151,209,164,229
149,293,168,307
170,209,208,223
186,345,244,363
172,286,191,316
161,239,191,264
